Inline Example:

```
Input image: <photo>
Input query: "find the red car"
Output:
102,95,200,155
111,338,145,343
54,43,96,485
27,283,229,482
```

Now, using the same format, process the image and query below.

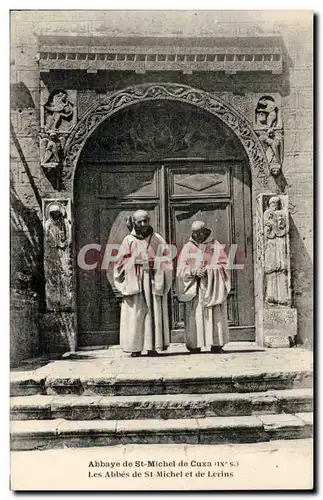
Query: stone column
42,198,77,354
256,193,297,347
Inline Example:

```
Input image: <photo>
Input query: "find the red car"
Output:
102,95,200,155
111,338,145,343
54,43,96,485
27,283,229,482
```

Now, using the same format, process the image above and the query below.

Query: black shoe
187,348,201,354
210,346,224,354
147,350,159,357
131,352,141,357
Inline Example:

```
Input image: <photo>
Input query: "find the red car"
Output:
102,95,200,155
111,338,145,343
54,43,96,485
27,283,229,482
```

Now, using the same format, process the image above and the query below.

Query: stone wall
279,22,313,347
10,30,43,365
10,10,313,359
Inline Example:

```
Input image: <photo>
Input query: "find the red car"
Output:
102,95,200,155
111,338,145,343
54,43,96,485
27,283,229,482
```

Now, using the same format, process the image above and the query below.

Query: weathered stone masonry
10,11,313,366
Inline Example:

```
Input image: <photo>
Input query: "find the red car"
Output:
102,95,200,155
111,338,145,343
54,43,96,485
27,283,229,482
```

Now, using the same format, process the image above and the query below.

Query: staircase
10,344,313,450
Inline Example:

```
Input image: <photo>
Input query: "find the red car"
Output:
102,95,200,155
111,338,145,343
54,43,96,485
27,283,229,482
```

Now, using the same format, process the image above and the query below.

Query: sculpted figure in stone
45,203,69,249
44,90,74,132
264,196,290,306
40,132,60,166
255,96,283,176
113,210,172,357
176,221,231,354
258,129,283,173
44,202,71,309
255,96,279,129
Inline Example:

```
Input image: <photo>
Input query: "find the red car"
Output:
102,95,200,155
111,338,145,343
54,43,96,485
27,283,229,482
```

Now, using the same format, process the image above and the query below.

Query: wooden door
75,163,163,348
75,161,254,348
166,162,254,341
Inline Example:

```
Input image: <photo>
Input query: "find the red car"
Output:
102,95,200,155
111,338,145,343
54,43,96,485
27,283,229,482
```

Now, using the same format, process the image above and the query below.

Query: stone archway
47,83,281,352
63,83,271,193
74,99,256,347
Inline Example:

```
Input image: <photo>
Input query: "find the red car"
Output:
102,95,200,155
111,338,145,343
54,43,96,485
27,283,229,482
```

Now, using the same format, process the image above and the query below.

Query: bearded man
176,221,231,354
113,210,172,357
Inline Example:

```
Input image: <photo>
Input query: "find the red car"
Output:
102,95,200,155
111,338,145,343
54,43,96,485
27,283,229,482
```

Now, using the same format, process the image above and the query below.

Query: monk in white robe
113,210,172,357
176,221,231,354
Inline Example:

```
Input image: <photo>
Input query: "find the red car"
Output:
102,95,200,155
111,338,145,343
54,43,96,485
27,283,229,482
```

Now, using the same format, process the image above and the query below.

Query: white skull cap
191,221,206,231
133,209,149,220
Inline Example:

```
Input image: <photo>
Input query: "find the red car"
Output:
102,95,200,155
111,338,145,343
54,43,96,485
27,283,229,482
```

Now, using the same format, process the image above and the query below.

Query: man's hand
195,267,206,278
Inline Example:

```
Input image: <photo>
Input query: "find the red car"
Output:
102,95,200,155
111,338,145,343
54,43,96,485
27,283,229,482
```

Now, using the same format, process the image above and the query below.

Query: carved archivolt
63,83,270,190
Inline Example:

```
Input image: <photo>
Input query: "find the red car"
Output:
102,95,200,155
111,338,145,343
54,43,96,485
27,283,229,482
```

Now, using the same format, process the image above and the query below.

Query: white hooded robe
113,229,172,353
176,236,231,349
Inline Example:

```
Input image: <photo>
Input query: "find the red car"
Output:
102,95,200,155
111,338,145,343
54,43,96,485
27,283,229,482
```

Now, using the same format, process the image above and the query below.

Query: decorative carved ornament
38,35,283,74
63,83,270,190
39,49,282,74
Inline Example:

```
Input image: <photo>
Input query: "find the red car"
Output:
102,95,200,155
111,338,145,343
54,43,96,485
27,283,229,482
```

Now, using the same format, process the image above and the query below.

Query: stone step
10,388,313,421
10,413,313,450
10,369,313,397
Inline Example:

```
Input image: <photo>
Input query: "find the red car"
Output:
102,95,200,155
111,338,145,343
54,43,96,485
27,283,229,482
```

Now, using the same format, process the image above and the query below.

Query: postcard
10,9,313,491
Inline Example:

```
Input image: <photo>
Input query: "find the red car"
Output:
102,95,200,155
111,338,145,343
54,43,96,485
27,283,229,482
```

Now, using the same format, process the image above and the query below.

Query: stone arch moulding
63,83,271,193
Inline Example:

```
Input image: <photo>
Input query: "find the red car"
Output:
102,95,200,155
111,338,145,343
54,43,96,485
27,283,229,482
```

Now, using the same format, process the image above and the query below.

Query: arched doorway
74,100,255,348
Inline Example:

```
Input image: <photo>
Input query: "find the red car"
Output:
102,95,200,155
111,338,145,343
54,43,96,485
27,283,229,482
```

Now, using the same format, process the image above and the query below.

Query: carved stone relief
40,132,65,168
40,88,77,189
41,89,77,134
253,94,284,177
263,195,290,306
43,199,73,311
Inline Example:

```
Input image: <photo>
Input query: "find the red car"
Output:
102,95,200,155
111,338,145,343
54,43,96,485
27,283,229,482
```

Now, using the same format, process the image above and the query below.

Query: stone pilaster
42,198,77,353
256,193,297,347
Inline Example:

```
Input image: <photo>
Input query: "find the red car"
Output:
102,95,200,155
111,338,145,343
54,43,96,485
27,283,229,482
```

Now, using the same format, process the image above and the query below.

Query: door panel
99,165,158,199
169,202,232,249
170,165,230,199
76,162,162,347
75,165,100,343
167,162,254,336
231,164,254,326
